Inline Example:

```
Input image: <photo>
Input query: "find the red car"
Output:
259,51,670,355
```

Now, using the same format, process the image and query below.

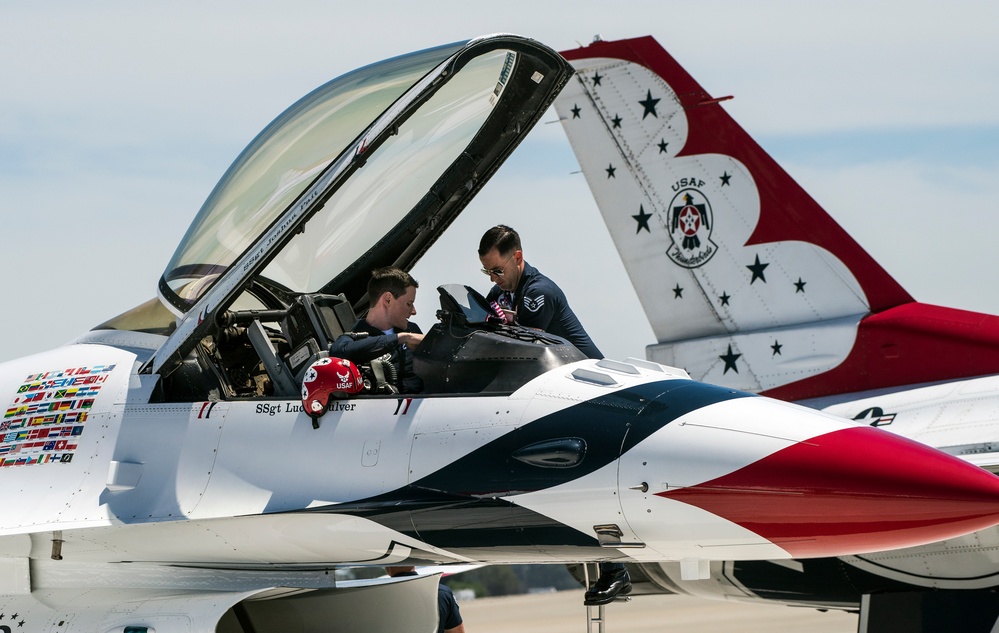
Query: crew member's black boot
583,565,632,606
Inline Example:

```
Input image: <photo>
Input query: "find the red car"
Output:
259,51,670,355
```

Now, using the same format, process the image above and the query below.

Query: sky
2,1,998,364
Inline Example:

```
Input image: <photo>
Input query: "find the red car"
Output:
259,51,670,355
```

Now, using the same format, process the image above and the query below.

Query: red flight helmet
301,357,363,417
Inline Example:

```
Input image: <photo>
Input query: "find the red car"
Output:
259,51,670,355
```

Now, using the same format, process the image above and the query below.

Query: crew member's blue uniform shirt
486,261,602,359
437,582,463,632
391,570,463,632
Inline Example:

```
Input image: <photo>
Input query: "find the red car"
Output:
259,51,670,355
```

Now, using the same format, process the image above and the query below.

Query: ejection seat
227,293,358,398
281,293,358,382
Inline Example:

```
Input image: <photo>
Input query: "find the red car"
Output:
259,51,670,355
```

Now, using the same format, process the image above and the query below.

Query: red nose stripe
658,426,999,558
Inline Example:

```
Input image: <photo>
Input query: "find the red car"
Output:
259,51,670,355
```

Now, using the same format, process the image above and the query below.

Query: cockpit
98,283,586,403
226,283,582,399
89,35,578,406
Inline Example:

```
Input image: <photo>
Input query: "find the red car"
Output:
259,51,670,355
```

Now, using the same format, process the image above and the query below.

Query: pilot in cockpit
329,267,424,393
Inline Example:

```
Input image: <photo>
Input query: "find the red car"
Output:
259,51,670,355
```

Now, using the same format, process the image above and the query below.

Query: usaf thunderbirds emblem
666,187,717,268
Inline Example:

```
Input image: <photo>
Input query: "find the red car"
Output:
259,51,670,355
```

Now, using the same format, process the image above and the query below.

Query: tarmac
459,589,858,632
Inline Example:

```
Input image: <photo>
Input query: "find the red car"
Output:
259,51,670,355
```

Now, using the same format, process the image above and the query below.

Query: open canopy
148,35,573,376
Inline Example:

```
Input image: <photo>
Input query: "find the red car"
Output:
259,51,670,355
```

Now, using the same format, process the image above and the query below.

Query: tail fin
557,36,999,400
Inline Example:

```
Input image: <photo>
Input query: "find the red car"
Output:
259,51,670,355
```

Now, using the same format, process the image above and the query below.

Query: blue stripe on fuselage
299,379,754,553
375,378,753,501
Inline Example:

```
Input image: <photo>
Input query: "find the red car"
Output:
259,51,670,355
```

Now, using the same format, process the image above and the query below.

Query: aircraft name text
256,402,356,416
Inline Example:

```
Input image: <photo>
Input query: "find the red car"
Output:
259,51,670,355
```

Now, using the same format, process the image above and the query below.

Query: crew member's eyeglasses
480,252,516,277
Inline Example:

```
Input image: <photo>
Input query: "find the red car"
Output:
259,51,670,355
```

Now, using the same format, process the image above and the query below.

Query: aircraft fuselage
4,335,999,577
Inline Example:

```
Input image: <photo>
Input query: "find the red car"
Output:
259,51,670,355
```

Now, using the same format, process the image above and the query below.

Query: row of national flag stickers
1,365,116,467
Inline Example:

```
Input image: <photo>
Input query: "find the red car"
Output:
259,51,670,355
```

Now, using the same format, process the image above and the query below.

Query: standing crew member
477,225,630,606
386,566,466,633
477,224,601,359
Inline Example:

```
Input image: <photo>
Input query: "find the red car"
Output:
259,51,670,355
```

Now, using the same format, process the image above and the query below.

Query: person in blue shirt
477,225,630,606
330,267,424,393
386,566,466,633
477,225,601,359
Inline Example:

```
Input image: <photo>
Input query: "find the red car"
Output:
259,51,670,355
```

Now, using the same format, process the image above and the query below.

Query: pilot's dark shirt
391,570,463,632
329,319,423,393
487,261,602,359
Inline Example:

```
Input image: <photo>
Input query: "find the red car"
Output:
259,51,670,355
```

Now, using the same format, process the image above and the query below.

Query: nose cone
659,425,999,558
